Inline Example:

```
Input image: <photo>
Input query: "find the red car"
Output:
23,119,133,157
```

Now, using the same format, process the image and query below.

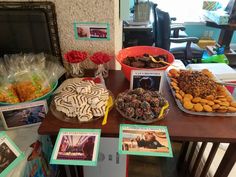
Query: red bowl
116,46,175,81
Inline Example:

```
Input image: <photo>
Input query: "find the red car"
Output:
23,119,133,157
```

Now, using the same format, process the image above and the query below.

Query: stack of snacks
115,88,169,123
168,69,236,113
0,53,65,104
54,80,109,122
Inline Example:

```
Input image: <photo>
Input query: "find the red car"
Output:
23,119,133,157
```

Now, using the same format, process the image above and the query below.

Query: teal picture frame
50,128,101,166
74,22,110,41
118,124,173,158
0,131,24,177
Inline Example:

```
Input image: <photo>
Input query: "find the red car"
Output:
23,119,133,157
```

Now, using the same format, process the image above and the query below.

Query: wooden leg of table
213,143,236,177
177,141,190,171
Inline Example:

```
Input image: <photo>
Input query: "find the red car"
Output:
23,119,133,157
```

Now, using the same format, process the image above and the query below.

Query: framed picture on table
119,124,173,157
50,128,101,166
130,70,164,92
0,131,24,177
0,100,48,130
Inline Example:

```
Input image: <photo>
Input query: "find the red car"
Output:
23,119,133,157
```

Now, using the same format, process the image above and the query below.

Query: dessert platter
50,78,114,123
167,68,236,116
115,88,169,123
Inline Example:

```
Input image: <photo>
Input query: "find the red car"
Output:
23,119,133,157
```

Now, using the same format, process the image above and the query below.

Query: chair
153,6,204,63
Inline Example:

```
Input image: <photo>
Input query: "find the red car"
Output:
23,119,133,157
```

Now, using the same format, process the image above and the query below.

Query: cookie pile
54,80,109,122
168,69,236,113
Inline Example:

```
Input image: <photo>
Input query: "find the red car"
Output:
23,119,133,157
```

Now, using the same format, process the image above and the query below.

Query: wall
4,0,123,69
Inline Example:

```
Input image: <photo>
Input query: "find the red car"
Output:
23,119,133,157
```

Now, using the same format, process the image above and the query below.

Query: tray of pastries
167,69,236,116
50,78,114,123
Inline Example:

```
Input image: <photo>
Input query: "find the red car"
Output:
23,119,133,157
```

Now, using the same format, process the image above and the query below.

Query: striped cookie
78,113,93,122
68,95,87,107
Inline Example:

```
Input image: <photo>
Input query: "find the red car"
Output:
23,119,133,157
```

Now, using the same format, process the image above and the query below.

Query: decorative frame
0,131,24,176
50,128,101,166
119,124,173,157
0,100,48,130
74,22,110,41
130,70,164,91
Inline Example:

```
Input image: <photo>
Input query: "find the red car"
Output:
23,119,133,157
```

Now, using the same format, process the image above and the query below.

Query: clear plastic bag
1,53,65,103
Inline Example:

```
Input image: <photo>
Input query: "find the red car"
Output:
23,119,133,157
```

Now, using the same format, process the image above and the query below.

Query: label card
130,70,163,91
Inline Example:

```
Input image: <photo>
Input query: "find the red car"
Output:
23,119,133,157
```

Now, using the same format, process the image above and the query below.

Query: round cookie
194,103,203,112
192,97,201,103
231,102,236,108
228,106,236,112
203,105,213,112
183,101,193,110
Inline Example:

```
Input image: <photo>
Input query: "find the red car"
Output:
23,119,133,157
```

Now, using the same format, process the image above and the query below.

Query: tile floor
128,142,182,177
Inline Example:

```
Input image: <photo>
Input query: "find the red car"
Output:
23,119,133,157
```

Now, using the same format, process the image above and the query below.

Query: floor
128,142,182,177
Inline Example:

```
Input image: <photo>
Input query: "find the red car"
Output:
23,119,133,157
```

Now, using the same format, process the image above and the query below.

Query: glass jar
68,62,84,77
95,63,109,78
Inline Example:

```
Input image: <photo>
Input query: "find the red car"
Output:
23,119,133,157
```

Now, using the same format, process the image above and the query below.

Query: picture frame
50,128,101,166
74,22,110,41
130,70,164,91
0,100,48,130
0,131,24,177
119,124,173,157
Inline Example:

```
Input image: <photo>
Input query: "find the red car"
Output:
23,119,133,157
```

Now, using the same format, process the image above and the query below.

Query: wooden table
38,70,236,177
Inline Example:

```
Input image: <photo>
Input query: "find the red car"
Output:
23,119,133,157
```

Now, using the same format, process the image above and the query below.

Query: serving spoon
102,96,113,125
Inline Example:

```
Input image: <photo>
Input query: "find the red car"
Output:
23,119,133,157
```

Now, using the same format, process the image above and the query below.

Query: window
150,0,230,23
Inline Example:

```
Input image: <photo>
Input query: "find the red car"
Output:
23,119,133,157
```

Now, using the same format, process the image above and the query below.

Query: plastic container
116,46,175,81
0,81,58,106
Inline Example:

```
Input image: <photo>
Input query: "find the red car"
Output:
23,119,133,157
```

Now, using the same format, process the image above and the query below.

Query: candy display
168,69,236,113
115,88,169,123
122,54,169,68
53,80,110,122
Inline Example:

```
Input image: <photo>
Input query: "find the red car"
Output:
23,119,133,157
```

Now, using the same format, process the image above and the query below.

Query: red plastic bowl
116,46,175,81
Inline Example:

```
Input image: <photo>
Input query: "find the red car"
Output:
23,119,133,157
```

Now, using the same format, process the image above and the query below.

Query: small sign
0,132,24,176
118,124,173,157
0,100,48,130
74,22,110,40
130,70,163,91
50,129,101,166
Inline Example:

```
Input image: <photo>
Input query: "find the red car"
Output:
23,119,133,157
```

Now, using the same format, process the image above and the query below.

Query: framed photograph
50,128,101,166
119,124,173,157
0,100,48,130
130,70,163,91
74,22,110,40
0,131,24,176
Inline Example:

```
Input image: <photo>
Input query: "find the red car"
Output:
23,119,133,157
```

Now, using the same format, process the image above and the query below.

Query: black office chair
153,7,204,64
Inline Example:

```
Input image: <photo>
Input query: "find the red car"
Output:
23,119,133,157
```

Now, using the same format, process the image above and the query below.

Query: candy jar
90,52,112,78
64,50,87,77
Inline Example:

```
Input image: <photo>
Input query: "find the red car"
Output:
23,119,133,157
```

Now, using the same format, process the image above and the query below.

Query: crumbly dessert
54,80,109,122
177,70,218,98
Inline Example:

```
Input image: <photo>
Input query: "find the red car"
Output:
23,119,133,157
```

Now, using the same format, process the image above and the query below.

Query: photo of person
0,100,47,129
119,124,173,157
51,129,101,166
0,142,17,173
